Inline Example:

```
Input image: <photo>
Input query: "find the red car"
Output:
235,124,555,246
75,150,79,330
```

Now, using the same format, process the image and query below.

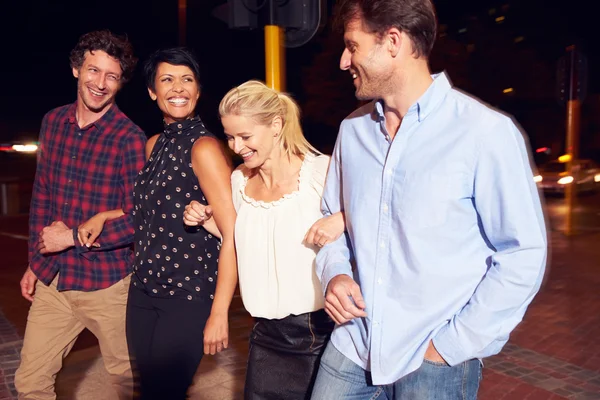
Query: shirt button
373,321,379,326
68,179,72,183
382,204,389,212
64,202,68,206
386,169,393,176
71,156,76,159
377,278,383,285
380,241,385,249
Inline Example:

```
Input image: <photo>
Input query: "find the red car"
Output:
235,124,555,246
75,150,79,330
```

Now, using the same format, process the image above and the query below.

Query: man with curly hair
15,30,146,399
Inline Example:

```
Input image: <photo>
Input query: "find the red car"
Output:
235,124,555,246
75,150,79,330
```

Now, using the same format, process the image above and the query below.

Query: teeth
241,151,254,158
90,88,104,96
168,98,188,104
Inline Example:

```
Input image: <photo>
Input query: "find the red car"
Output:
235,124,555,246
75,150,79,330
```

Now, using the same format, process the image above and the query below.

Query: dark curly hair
69,30,137,83
334,0,437,59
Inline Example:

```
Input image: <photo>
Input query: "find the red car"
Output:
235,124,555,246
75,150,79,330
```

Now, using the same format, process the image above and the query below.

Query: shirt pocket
397,171,465,229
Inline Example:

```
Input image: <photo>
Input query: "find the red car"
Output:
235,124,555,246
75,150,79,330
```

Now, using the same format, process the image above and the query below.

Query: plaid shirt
28,102,146,291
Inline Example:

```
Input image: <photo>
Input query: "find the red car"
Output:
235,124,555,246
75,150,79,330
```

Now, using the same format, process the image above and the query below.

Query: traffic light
223,0,324,47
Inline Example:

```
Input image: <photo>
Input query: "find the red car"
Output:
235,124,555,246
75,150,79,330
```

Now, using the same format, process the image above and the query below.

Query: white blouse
231,153,330,319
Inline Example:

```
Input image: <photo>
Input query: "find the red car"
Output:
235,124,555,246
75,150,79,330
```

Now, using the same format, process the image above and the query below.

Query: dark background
1,0,599,161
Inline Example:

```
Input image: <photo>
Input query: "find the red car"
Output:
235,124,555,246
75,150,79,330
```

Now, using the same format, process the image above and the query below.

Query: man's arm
28,114,51,273
85,131,146,251
316,131,366,324
433,117,547,365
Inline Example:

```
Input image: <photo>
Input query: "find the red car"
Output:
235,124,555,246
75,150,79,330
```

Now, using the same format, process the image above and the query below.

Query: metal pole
565,45,581,236
265,0,285,91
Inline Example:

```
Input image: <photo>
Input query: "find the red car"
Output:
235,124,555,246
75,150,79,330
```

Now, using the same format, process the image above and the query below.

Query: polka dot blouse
131,116,220,302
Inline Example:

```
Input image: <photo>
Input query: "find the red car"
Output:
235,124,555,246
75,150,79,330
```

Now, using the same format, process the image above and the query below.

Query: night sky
1,0,598,152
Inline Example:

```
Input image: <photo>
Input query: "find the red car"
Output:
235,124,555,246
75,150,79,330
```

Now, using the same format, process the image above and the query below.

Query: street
1,191,599,399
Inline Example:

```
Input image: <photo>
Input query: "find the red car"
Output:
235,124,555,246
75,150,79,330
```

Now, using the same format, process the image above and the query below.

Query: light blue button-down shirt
317,73,547,385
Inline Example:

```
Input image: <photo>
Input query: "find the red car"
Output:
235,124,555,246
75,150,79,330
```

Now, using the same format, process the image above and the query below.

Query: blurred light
12,144,38,153
533,175,543,183
558,154,572,163
503,87,514,94
495,16,506,23
536,147,549,153
558,176,574,185
514,36,525,43
458,28,467,33
595,174,600,183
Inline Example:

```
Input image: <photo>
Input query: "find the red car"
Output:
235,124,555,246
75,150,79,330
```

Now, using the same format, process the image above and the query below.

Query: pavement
1,193,600,399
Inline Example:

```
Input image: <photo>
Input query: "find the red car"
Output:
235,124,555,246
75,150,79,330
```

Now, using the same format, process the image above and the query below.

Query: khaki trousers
15,274,133,400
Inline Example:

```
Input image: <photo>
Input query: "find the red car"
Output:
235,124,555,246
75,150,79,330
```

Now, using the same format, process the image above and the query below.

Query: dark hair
69,30,137,83
143,47,201,92
334,0,437,58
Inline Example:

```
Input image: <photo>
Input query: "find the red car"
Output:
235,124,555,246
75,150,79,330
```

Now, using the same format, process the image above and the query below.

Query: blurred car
534,159,600,194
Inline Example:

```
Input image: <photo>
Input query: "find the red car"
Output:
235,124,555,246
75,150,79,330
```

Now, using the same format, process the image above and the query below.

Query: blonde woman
184,80,345,399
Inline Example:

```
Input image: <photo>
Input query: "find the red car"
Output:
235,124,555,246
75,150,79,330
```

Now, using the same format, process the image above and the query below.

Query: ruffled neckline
240,153,315,209
163,116,204,139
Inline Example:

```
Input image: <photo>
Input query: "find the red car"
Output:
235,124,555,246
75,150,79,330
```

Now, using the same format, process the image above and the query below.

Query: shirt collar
371,72,452,123
65,101,119,131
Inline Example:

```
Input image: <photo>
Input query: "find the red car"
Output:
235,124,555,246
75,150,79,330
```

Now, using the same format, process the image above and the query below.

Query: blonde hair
219,80,319,158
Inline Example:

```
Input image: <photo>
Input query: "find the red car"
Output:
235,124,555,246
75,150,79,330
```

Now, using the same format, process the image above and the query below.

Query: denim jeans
310,343,481,400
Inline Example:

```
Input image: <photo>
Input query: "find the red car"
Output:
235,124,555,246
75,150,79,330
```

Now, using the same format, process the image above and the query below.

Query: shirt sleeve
28,114,51,274
315,129,354,295
433,116,548,365
307,154,331,198
91,130,146,251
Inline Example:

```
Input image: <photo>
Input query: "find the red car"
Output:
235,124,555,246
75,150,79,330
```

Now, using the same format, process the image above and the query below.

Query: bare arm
145,134,160,160
191,136,237,355
305,211,346,247
183,203,221,238
77,209,125,247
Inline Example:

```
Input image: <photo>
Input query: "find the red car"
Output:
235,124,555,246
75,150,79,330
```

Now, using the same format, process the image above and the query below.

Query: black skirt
244,309,334,400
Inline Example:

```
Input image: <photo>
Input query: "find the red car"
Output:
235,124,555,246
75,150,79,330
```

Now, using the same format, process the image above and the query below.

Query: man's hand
203,312,229,355
20,267,38,302
324,274,368,324
38,221,75,254
424,340,448,365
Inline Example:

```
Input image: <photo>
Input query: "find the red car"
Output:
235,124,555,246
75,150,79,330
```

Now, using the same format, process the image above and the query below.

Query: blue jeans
310,343,481,400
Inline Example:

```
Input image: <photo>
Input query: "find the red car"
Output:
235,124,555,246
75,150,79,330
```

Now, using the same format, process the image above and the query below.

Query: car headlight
558,176,574,185
11,144,38,153
533,175,543,183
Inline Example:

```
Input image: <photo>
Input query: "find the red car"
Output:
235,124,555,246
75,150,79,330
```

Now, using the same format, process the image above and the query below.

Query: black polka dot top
131,116,220,302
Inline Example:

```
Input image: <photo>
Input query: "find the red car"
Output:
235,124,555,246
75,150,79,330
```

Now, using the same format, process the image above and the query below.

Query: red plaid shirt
28,102,146,291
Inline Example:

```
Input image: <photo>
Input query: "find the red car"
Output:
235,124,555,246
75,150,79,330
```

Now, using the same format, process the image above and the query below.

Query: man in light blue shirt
311,0,547,399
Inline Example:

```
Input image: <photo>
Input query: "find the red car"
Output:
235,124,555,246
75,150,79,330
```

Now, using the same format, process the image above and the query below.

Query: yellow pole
265,25,285,91
565,98,580,236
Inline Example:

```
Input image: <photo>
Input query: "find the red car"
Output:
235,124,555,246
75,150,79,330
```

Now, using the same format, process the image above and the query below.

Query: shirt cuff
72,228,88,254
